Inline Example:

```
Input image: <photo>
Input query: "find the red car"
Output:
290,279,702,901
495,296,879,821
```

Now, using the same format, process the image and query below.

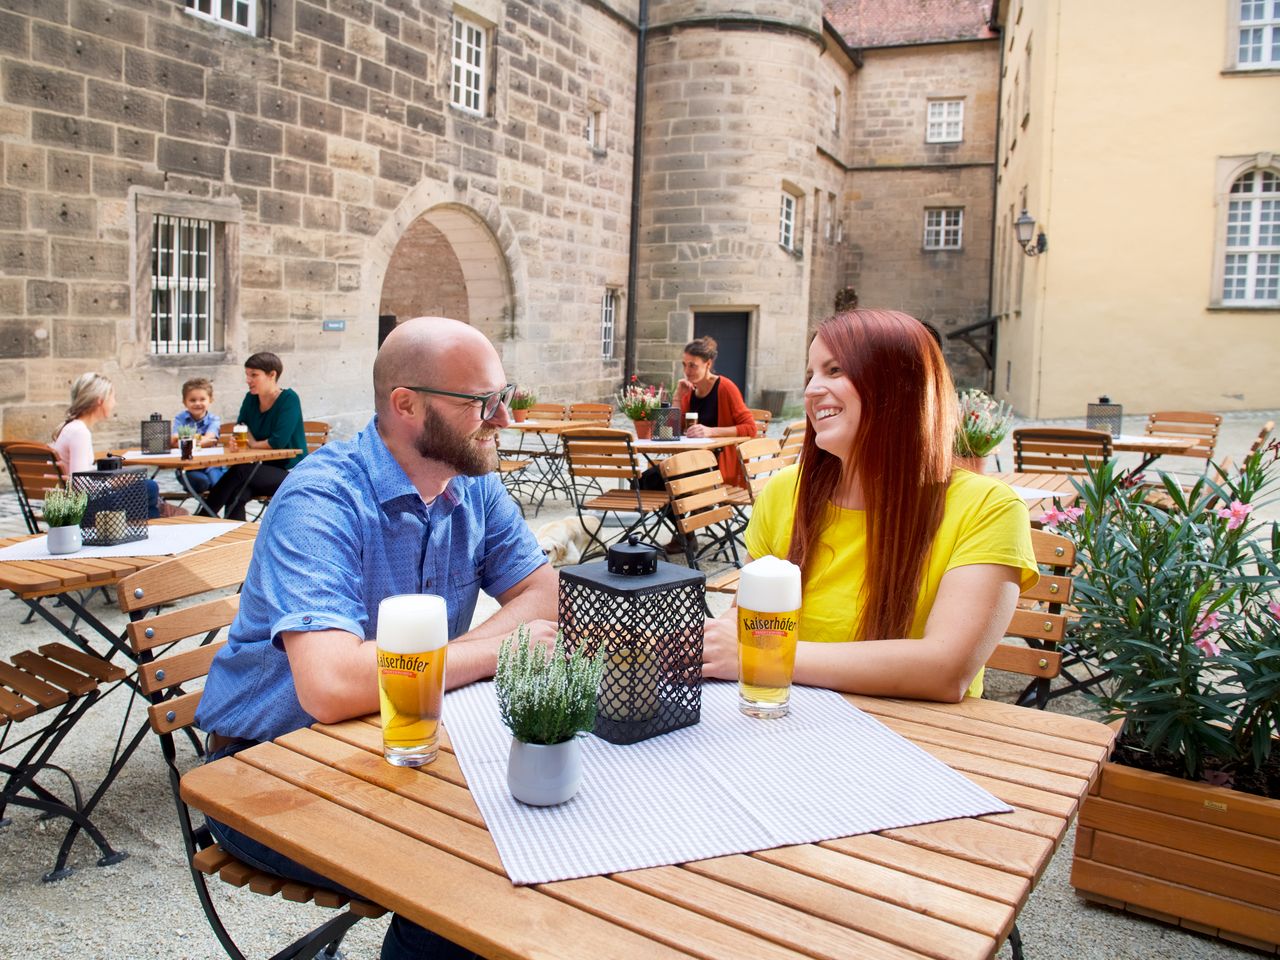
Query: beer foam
737,555,801,612
377,594,449,653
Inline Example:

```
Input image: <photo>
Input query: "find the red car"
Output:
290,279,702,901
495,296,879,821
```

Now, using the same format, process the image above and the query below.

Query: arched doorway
378,203,513,344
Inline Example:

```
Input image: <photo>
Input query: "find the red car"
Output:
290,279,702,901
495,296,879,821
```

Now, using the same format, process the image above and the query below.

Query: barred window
924,208,964,250
185,0,256,34
1223,168,1280,305
151,215,216,354
451,15,486,115
600,290,617,359
926,100,964,143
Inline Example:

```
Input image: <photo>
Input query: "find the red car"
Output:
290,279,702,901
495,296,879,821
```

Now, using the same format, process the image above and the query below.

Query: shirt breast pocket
449,563,483,591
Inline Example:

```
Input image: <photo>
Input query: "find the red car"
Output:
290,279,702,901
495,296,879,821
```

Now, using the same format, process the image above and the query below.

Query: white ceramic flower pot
46,524,82,555
507,737,582,806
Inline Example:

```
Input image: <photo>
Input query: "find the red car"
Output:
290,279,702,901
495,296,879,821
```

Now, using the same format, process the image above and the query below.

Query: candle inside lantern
95,510,127,542
598,634,661,723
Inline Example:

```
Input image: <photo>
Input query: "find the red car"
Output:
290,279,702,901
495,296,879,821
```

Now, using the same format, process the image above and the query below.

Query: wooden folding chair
1012,427,1112,474
746,408,772,438
567,402,613,423
659,450,743,606
1,642,127,881
302,420,331,453
984,528,1077,710
1,441,66,534
1145,410,1222,465
561,427,670,561
116,540,384,960
527,402,567,421
779,419,807,467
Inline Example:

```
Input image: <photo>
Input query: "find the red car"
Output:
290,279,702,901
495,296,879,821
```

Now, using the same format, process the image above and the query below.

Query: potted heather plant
953,388,1012,472
496,624,606,806
43,482,88,555
616,377,662,439
509,388,536,422
1053,445,1280,946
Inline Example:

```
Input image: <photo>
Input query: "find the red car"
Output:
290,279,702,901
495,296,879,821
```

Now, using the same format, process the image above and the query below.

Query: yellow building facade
992,0,1280,418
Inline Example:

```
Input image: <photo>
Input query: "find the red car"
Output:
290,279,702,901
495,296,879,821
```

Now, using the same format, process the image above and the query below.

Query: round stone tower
635,0,826,404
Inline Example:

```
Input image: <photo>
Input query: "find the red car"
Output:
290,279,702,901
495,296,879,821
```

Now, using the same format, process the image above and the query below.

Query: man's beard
413,404,499,476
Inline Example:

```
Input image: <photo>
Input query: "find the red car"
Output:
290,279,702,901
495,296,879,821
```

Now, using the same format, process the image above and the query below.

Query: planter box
1071,759,1280,953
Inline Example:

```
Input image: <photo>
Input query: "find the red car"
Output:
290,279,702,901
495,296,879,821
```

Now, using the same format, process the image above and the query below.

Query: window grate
600,291,616,359
151,215,215,354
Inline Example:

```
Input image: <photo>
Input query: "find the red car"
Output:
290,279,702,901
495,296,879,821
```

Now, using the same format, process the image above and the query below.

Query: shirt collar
361,416,461,516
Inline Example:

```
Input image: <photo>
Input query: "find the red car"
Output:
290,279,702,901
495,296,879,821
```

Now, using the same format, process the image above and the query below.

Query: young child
172,377,226,494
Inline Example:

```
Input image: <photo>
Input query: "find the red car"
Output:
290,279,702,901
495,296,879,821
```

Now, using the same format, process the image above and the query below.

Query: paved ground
0,410,1274,958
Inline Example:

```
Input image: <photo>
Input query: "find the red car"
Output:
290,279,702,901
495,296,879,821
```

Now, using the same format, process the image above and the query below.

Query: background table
115,447,303,517
183,694,1114,960
1110,434,1198,471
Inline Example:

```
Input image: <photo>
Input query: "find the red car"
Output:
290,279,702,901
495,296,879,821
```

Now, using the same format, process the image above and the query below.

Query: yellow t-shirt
743,466,1039,698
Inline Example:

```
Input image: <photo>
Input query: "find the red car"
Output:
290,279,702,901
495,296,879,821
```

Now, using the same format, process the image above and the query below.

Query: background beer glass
377,593,448,766
736,556,801,718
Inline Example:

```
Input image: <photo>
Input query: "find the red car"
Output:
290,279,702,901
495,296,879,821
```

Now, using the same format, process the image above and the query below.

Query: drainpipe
985,8,1005,396
623,0,649,381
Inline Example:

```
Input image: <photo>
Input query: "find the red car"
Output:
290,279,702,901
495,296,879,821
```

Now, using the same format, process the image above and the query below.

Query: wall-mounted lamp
1014,208,1048,257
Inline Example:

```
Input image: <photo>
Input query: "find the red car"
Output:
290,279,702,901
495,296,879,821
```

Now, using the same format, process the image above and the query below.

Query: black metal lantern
649,404,682,441
1086,395,1123,438
73,465,149,546
559,536,704,744
141,412,170,454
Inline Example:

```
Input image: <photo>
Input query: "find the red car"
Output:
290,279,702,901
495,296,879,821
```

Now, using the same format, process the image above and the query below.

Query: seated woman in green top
204,352,308,521
702,309,1039,702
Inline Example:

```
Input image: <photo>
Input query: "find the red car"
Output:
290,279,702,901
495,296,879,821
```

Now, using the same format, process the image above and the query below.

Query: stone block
281,63,327,100
343,203,381,236
385,39,427,77
299,96,343,134
0,319,52,358
117,130,155,162
3,62,85,114
32,22,122,81
70,282,129,317
295,2,345,45
273,157,307,193
302,197,340,231
246,320,295,352
241,256,282,288
163,173,211,197
45,151,89,195
0,279,21,314
285,128,327,164
307,165,333,197
205,72,259,115
379,150,420,185
330,0,373,24
51,238,126,280
368,91,404,123
0,189,22,230
320,42,358,79
29,195,95,235
87,80,164,132
70,0,144,44
272,227,324,258
328,139,376,173
0,235,47,276
336,263,360,290
32,111,113,154
259,190,301,226
0,10,28,58
125,49,204,100
26,280,67,315
92,156,164,196
329,77,368,110
284,259,336,291
6,145,44,190
234,116,283,154
53,319,115,358
158,138,225,179
228,150,272,187
260,88,299,123
165,100,231,145
239,288,289,320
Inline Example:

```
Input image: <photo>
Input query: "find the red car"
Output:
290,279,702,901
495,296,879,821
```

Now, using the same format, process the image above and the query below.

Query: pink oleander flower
1064,506,1084,522
1269,599,1280,620
1194,635,1222,657
1192,611,1221,656
1040,507,1068,528
1215,499,1253,530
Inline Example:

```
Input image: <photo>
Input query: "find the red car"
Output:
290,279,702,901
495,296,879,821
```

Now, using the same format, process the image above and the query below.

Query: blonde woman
51,372,182,519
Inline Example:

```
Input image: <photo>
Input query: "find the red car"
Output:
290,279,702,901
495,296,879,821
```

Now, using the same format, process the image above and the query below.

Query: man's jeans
205,743,478,959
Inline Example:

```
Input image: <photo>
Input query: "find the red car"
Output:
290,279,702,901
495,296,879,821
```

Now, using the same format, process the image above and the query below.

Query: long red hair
786,309,956,641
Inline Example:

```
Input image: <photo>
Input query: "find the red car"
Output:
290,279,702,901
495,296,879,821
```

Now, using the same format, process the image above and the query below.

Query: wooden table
1110,434,1198,471
114,446,303,517
182,695,1115,960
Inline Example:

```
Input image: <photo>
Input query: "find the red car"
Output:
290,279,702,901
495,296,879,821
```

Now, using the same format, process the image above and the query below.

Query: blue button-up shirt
173,409,221,437
195,417,546,743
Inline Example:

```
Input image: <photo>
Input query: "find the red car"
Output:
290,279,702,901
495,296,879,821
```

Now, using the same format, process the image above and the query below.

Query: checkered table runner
445,680,1012,885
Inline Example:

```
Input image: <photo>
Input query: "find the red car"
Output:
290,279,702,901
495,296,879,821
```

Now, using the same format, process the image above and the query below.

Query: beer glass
684,412,698,435
736,556,802,718
376,594,448,766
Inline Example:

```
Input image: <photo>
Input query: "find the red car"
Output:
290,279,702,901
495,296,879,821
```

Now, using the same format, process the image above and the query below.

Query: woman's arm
703,562,1022,703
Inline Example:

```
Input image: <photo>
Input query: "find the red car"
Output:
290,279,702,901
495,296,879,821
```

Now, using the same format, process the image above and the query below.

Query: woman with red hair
702,309,1038,702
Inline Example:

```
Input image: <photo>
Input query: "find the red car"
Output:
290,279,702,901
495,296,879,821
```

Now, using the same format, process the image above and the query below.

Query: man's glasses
401,383,516,420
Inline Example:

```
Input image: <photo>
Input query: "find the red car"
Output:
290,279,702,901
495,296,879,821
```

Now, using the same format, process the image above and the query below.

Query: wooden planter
1071,759,1280,952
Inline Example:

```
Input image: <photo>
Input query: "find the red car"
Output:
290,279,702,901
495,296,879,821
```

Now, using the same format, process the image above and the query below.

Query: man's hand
521,618,560,652
702,616,738,680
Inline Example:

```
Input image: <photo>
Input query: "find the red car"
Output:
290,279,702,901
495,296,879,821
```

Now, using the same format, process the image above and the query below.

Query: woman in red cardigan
674,335,758,489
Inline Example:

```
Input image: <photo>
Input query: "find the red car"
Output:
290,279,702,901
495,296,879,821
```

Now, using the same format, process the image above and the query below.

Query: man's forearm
446,565,558,688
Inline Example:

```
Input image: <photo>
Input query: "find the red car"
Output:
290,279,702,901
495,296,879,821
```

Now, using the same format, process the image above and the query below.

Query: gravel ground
1,410,1274,959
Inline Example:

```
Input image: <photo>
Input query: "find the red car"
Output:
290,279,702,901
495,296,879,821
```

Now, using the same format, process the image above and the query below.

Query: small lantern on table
649,405,682,441
1085,396,1123,438
141,412,171,454
73,460,149,546
558,536,704,744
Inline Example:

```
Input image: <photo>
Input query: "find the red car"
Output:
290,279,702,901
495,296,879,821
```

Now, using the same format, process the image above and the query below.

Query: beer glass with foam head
736,556,802,718
376,594,448,766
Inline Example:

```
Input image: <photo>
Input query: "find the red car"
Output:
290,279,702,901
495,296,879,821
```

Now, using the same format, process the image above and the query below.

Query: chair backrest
779,419,807,466
1012,427,1112,474
1249,420,1275,457
528,402,568,421
746,408,772,438
984,528,1076,707
567,402,613,422
1,441,67,534
1144,410,1222,462
659,449,740,568
303,420,331,453
561,427,642,499
734,436,787,504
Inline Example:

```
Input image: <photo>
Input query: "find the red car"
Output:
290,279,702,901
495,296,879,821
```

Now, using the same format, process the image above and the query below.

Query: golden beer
376,594,448,766
735,556,802,718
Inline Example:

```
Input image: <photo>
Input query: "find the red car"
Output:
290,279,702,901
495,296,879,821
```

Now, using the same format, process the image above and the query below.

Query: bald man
196,317,556,959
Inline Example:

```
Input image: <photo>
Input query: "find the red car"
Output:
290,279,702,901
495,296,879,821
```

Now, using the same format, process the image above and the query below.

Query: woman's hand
675,378,694,403
684,422,707,438
701,616,738,680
